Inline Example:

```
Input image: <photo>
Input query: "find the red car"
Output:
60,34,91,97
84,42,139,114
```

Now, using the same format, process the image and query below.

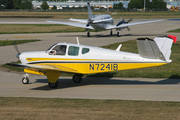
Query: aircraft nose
16,53,20,59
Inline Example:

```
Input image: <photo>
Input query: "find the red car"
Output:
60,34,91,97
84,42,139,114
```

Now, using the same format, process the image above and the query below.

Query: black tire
48,81,59,88
87,32,90,37
22,77,29,84
117,32,120,37
110,31,112,36
72,74,82,83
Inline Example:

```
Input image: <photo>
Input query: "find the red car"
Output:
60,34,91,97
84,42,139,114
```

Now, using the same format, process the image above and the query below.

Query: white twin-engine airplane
47,3,163,37
7,36,173,88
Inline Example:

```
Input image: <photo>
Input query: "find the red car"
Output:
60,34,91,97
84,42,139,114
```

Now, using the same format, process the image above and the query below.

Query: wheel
117,32,120,37
48,81,58,88
72,74,82,83
22,77,29,84
87,32,90,37
110,31,112,36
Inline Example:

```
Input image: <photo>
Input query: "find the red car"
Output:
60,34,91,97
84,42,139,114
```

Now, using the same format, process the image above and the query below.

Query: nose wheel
22,73,29,84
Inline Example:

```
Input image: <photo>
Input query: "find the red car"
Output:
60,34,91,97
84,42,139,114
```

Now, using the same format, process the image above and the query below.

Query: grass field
0,97,180,120
0,24,86,34
0,39,40,46
168,28,180,33
0,11,180,19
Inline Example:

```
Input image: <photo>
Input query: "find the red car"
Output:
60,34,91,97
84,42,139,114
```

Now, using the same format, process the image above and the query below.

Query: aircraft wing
6,63,77,73
106,19,164,30
46,20,94,30
70,18,88,23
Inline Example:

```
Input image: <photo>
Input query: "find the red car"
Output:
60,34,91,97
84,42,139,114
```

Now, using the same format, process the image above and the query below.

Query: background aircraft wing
106,19,164,30
70,18,88,23
46,20,94,30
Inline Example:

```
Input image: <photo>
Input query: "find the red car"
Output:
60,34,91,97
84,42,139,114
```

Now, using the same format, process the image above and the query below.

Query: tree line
0,0,167,10
128,0,167,10
0,0,33,9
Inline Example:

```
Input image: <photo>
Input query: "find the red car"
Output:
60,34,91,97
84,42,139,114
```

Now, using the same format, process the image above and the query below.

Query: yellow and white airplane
8,36,173,88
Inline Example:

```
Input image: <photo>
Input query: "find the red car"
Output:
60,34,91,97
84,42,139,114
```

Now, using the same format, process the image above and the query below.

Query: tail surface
137,36,174,62
87,2,93,19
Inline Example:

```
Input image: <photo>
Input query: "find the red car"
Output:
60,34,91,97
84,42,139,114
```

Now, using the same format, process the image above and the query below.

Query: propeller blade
14,44,20,55
14,43,21,59
127,18,133,23
127,26,131,31
121,17,124,21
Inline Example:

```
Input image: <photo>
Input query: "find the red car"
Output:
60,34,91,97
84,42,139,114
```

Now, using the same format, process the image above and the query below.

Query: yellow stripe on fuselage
29,61,167,74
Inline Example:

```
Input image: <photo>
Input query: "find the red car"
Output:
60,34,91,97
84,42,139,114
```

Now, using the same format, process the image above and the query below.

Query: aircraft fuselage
90,14,113,29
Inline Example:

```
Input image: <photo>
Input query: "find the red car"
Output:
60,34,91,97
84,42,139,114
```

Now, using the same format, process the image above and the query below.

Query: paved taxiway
0,19,180,101
0,71,180,101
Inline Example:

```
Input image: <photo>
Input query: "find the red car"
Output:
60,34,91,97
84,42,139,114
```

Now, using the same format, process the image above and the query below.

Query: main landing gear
116,29,121,37
21,73,83,88
87,31,90,37
110,30,113,36
49,81,59,88
72,74,83,83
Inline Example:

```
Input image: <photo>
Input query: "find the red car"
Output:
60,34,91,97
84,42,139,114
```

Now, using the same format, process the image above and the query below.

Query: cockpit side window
52,45,67,55
82,48,90,54
68,46,79,56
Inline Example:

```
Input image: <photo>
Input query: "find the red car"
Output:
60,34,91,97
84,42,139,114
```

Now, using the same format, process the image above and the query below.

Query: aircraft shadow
30,77,180,91
58,33,166,38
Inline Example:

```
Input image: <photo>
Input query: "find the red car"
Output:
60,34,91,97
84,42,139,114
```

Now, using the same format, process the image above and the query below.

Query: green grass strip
0,39,41,46
0,97,180,120
168,28,180,33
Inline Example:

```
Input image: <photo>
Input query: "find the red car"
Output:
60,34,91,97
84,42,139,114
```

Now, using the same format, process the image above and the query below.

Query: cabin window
82,48,90,54
68,46,79,56
52,45,67,55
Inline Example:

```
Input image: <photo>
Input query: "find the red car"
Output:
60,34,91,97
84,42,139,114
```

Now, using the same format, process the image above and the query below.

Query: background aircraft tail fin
87,2,93,19
137,36,174,62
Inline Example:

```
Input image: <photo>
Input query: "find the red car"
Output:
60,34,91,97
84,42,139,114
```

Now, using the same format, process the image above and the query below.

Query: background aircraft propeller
86,19,93,27
116,17,133,28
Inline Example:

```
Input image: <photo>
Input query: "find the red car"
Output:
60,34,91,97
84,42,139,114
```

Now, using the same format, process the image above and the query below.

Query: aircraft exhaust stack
137,36,174,62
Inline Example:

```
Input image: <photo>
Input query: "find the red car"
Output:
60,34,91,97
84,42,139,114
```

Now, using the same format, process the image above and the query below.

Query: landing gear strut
22,73,29,84
110,30,113,36
116,29,121,37
72,74,83,83
117,31,120,37
87,32,90,37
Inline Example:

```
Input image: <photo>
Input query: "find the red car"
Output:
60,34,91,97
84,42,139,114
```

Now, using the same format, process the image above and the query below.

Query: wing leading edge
46,20,94,30
106,19,164,30
6,63,77,73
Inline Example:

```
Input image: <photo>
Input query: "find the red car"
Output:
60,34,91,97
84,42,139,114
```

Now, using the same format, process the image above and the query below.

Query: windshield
46,43,58,51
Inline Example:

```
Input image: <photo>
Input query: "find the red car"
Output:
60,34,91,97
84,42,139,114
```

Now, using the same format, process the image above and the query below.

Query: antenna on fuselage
76,37,80,45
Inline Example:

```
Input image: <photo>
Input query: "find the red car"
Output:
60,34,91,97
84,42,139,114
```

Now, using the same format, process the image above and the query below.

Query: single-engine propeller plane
47,3,163,37
7,36,174,88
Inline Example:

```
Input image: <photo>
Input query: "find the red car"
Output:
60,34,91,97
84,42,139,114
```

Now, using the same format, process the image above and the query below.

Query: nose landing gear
22,73,29,84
